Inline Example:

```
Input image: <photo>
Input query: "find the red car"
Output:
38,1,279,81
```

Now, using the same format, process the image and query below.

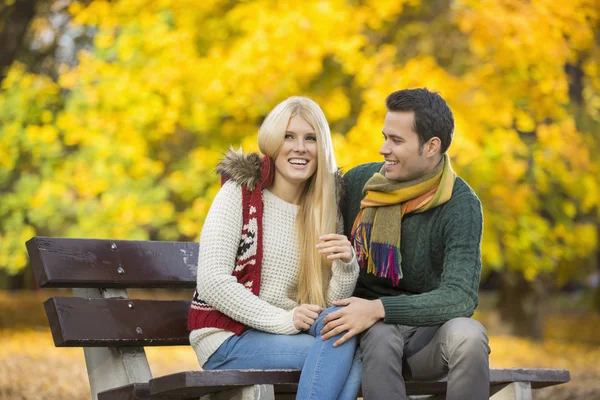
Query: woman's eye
307,136,317,142
284,134,293,139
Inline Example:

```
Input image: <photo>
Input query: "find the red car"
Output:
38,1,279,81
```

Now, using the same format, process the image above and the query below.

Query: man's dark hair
385,88,454,154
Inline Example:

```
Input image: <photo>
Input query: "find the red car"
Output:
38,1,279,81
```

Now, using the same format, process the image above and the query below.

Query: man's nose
379,140,390,155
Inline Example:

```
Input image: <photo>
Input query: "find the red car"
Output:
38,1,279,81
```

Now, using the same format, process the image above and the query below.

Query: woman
187,96,361,400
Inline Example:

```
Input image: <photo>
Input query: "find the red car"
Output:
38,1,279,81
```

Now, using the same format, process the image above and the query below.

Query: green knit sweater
342,162,483,327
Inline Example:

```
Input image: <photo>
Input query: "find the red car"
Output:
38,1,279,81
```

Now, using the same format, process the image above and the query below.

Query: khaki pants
359,318,490,400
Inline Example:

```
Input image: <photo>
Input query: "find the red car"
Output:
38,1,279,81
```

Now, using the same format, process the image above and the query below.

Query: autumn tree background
1,0,599,344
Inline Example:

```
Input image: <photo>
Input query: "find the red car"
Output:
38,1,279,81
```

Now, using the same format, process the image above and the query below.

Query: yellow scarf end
367,259,376,275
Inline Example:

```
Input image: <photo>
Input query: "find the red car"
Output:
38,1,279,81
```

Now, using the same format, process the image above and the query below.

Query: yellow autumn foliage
0,0,598,283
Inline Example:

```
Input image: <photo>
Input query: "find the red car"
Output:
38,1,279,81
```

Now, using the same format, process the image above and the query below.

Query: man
321,88,490,400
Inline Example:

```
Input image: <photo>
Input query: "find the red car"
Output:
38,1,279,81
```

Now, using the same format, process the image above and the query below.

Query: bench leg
82,347,152,400
490,382,532,400
74,288,153,400
200,385,275,400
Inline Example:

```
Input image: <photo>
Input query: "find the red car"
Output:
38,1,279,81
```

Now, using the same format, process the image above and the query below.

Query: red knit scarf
187,155,275,335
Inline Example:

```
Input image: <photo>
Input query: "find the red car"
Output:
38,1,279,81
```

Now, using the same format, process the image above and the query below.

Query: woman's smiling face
273,114,319,189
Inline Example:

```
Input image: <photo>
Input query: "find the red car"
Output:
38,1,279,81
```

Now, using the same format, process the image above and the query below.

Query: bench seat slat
150,370,302,398
27,237,197,289
97,383,155,400
148,368,570,398
489,368,571,389
45,297,190,347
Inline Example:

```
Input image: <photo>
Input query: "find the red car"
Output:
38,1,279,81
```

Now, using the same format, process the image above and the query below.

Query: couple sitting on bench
188,88,490,400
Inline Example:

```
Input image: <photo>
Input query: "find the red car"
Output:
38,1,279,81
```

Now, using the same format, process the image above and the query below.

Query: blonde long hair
258,96,338,307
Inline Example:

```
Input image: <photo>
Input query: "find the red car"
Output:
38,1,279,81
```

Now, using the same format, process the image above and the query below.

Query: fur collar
216,147,345,202
216,148,265,191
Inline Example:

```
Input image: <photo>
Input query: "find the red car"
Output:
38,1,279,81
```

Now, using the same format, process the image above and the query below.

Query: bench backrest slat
27,237,198,288
488,368,571,388
45,297,190,346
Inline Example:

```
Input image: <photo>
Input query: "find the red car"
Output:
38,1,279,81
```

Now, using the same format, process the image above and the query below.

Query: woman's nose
294,139,306,152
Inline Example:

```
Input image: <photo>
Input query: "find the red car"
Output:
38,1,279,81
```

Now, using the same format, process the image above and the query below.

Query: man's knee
360,322,404,362
443,318,490,357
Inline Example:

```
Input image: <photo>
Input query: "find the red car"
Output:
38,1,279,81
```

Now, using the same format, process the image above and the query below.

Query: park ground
1,291,598,400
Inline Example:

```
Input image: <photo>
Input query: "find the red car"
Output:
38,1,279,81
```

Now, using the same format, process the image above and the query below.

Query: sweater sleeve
326,257,359,306
195,181,299,335
379,193,483,326
326,215,359,306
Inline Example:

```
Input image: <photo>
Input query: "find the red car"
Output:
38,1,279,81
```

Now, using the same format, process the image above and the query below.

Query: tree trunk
0,0,37,82
594,279,600,313
496,270,548,339
594,226,600,312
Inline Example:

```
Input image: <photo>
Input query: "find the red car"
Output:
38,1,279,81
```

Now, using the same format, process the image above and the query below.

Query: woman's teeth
289,159,308,165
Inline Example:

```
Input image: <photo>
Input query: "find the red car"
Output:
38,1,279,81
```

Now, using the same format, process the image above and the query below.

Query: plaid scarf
188,155,275,335
351,154,456,285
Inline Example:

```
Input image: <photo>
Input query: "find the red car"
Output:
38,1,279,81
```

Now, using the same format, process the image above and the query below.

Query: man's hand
293,304,323,331
317,234,353,264
321,297,385,346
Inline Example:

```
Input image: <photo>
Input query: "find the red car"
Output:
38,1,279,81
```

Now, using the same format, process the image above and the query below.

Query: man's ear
425,137,441,157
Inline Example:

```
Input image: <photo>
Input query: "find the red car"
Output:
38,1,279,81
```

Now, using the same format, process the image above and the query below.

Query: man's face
379,111,431,182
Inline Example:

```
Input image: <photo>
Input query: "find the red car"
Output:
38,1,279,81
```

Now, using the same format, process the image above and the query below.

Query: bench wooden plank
401,368,571,394
488,368,570,389
274,381,451,396
97,383,153,400
401,368,570,395
27,237,198,289
149,370,301,398
44,297,190,347
148,368,569,398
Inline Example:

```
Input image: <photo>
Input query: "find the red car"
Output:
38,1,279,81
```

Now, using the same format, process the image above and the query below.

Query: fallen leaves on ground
1,328,599,399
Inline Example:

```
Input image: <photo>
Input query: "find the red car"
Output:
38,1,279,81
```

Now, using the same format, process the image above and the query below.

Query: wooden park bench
26,236,571,400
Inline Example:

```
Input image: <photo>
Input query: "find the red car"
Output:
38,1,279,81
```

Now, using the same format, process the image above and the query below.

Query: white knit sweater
189,181,359,367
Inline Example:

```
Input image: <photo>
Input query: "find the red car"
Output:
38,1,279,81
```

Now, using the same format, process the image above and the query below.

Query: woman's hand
317,234,353,264
293,304,323,331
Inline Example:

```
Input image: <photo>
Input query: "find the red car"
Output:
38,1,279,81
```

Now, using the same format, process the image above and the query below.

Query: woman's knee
312,306,343,333
318,306,343,321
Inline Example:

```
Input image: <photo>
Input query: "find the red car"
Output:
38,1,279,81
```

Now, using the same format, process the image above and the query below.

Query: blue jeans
203,306,362,400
